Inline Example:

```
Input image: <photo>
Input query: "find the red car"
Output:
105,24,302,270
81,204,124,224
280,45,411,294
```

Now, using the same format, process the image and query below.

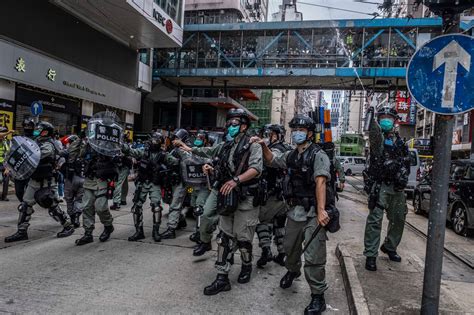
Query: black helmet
376,106,398,119
22,118,35,129
226,108,250,125
288,114,315,131
269,124,286,136
172,128,189,142
34,121,54,138
149,132,164,151
196,129,208,140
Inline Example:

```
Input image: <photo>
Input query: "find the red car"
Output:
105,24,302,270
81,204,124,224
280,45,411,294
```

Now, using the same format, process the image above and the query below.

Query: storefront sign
395,91,416,125
16,86,81,115
0,39,140,113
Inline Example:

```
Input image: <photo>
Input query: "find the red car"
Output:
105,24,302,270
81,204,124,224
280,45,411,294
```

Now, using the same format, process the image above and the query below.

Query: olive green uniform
364,121,408,257
193,133,263,274
112,165,130,205
270,145,331,295
166,148,191,229
334,157,345,184
69,140,114,233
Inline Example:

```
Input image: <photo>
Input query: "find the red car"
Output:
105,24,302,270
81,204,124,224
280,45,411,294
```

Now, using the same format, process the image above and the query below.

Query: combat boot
75,231,93,246
159,228,176,239
193,242,212,256
57,225,74,238
365,257,377,271
110,203,120,211
203,274,231,296
237,264,252,284
152,224,161,242
71,214,81,228
128,226,145,242
189,231,200,243
99,225,114,242
256,246,273,268
177,215,187,230
273,253,286,266
4,230,28,243
380,244,402,262
280,270,301,289
304,294,326,315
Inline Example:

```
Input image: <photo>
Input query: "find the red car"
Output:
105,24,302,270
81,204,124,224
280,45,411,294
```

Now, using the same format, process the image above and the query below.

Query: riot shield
5,136,41,180
87,111,123,157
181,154,211,186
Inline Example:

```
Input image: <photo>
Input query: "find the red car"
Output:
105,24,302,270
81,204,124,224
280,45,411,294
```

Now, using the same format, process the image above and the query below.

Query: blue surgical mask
227,125,240,139
384,138,394,146
194,139,203,147
379,118,394,132
291,130,307,144
33,130,41,137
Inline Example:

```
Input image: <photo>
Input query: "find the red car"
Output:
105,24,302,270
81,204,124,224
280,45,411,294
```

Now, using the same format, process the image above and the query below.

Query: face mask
33,130,41,137
227,125,240,138
291,130,307,144
384,138,394,146
379,118,394,132
194,139,203,147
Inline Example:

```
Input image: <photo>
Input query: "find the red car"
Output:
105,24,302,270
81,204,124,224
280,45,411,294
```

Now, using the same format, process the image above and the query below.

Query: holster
217,188,240,216
367,183,380,211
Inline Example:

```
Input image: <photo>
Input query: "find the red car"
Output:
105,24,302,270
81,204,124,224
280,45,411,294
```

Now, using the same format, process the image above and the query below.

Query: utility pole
420,2,463,314
176,83,182,128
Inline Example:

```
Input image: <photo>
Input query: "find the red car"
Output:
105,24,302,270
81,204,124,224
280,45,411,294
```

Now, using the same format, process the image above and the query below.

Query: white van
340,156,366,176
406,148,421,195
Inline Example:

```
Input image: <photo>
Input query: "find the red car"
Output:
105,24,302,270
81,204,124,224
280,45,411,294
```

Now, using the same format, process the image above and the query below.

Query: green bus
340,134,365,156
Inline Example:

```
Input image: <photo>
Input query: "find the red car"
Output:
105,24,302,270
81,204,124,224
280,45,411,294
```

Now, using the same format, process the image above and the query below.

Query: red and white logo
165,20,173,34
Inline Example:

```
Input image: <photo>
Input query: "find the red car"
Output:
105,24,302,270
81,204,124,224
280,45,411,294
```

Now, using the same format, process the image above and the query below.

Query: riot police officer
125,132,178,242
256,124,290,268
61,134,85,228
174,108,263,295
363,106,410,271
159,128,190,239
252,114,332,315
188,130,212,244
110,133,133,210
74,112,122,246
5,122,75,242
14,118,36,202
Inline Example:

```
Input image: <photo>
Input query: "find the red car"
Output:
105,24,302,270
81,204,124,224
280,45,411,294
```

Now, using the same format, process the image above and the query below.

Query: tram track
342,177,474,270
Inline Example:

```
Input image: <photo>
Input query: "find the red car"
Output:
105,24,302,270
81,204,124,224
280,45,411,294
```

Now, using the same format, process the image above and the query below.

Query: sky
267,0,381,21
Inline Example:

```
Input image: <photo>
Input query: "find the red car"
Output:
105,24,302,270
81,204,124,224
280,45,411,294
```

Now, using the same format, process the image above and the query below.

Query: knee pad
150,204,163,213
216,231,232,248
237,240,253,263
131,205,143,214
193,206,204,217
34,187,58,209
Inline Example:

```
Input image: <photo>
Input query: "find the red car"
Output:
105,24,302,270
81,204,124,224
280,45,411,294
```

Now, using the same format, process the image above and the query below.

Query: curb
335,244,370,315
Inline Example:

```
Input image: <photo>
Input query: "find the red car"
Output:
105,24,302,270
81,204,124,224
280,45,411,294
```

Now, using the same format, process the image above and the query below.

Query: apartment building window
154,0,183,25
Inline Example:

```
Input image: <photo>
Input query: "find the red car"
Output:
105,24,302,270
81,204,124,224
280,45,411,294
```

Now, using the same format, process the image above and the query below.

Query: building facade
0,0,184,137
185,0,269,24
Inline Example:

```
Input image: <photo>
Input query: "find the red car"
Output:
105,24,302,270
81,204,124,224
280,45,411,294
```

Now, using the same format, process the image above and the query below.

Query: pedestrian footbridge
153,18,473,91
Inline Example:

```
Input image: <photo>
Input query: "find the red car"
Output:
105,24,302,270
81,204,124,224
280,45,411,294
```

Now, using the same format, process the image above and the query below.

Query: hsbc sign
153,9,173,34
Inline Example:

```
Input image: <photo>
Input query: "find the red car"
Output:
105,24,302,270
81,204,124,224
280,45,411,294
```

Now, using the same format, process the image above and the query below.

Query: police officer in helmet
5,121,75,242
255,123,290,268
252,114,332,315
364,106,410,271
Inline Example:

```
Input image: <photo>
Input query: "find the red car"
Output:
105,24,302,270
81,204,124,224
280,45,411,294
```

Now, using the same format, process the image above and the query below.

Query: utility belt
288,197,315,212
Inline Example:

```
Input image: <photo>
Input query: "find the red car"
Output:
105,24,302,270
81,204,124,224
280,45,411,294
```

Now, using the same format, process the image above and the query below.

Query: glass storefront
154,0,183,25
15,85,81,136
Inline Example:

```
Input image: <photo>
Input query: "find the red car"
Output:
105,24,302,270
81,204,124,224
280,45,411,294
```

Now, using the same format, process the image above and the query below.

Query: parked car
413,159,474,236
405,148,421,196
339,156,366,176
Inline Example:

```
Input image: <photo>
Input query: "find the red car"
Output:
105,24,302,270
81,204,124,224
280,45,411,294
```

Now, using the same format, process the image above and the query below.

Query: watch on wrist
232,176,240,185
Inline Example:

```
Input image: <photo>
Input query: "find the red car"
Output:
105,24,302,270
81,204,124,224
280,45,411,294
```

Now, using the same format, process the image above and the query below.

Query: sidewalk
335,183,474,314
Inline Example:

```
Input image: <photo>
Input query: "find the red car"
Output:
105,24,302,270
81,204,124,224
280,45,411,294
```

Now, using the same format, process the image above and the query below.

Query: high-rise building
330,91,342,141
185,0,269,24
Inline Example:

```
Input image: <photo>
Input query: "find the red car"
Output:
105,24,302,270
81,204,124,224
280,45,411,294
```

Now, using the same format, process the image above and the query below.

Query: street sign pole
421,11,460,315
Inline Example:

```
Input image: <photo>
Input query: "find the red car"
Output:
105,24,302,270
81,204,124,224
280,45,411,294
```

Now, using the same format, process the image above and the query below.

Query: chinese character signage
395,91,416,125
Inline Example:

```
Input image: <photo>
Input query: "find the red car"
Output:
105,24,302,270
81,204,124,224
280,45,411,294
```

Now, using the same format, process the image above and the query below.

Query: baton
302,224,323,253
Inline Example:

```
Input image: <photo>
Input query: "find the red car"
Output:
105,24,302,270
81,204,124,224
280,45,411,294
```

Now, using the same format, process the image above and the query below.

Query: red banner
395,91,414,125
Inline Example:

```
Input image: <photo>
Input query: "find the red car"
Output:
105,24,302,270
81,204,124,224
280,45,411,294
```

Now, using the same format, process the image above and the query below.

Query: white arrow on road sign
33,103,39,113
433,40,471,108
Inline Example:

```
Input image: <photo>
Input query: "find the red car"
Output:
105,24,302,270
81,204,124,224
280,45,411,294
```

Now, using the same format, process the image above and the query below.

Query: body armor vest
31,140,56,181
266,141,289,191
285,143,321,198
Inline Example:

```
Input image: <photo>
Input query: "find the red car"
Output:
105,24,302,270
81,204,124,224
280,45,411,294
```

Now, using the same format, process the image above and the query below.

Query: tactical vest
232,135,258,187
30,140,56,181
285,143,320,199
0,141,9,164
83,145,118,181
